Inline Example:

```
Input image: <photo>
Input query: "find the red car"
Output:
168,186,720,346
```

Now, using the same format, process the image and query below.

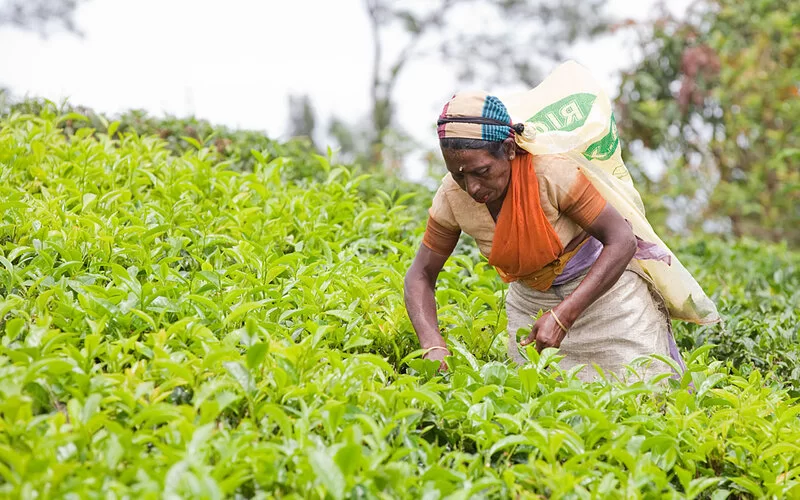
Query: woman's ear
504,138,516,161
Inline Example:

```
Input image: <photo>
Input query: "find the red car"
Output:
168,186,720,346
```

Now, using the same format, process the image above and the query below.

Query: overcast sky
0,0,690,178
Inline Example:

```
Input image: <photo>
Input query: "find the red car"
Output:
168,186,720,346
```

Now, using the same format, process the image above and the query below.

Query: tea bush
0,108,798,498
672,239,800,394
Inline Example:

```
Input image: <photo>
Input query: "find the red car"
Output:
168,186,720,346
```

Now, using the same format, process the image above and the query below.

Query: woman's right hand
423,346,451,371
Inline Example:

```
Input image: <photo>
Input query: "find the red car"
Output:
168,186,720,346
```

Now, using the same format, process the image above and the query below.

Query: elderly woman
404,92,678,381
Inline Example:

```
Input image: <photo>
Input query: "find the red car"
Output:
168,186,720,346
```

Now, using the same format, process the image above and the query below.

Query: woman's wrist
419,333,447,350
549,309,570,332
553,301,581,329
422,343,448,353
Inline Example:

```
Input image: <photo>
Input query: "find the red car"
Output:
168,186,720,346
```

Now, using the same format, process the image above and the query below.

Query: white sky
0,0,690,179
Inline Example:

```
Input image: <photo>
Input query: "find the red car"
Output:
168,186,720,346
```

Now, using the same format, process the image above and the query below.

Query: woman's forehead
442,148,492,171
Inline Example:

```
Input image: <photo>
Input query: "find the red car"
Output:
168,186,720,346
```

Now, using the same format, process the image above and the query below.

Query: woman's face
442,142,514,205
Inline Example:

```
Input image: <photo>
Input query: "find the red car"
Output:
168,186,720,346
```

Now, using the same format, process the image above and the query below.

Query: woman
404,92,680,381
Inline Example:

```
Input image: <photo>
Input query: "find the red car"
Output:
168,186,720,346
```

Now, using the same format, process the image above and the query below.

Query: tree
616,0,799,244
336,0,608,166
286,94,318,151
0,0,82,35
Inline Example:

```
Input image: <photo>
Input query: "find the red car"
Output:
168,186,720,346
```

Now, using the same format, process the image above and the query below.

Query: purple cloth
667,332,688,374
552,237,603,285
553,236,672,285
632,238,672,265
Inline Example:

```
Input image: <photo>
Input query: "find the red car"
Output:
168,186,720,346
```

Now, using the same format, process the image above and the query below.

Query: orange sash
488,154,564,287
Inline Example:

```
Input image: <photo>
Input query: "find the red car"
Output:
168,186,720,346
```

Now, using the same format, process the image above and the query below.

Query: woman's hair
439,138,507,158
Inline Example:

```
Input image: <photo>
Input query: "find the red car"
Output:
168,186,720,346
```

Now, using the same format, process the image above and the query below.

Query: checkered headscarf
437,91,523,141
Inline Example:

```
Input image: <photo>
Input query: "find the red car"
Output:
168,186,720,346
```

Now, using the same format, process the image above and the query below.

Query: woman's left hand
520,311,568,352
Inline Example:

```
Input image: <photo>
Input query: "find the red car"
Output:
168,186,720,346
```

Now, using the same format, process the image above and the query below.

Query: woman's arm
404,245,451,369
521,203,636,351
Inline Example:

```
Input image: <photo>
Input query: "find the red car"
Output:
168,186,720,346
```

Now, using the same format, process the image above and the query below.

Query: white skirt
505,265,675,382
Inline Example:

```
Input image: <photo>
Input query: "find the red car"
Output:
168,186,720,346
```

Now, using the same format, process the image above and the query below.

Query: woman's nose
466,176,481,197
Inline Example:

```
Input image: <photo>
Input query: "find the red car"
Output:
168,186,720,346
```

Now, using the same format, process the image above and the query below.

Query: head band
437,91,525,141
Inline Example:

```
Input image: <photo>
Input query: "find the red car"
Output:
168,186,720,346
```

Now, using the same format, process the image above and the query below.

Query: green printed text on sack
525,93,596,133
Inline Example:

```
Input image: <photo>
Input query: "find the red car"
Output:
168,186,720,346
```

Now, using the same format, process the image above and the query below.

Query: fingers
520,331,536,346
520,323,539,346
520,314,565,352
536,331,563,352
431,353,449,371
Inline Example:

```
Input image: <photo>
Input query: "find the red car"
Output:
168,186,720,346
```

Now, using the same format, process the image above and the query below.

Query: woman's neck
487,198,504,222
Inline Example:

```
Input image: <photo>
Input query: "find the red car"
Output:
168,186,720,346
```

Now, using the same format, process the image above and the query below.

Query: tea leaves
0,110,798,498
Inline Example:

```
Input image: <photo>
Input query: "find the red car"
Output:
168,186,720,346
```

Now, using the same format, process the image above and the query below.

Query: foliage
0,0,83,35
0,95,318,177
671,238,800,395
0,109,799,498
616,0,800,244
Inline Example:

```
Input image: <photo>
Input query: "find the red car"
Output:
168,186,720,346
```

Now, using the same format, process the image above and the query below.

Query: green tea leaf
224,361,254,394
309,449,345,500
246,343,269,370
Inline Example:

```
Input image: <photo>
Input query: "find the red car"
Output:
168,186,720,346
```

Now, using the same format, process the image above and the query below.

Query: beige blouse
423,153,607,257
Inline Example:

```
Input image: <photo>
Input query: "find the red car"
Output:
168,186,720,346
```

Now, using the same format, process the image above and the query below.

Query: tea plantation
0,108,798,499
